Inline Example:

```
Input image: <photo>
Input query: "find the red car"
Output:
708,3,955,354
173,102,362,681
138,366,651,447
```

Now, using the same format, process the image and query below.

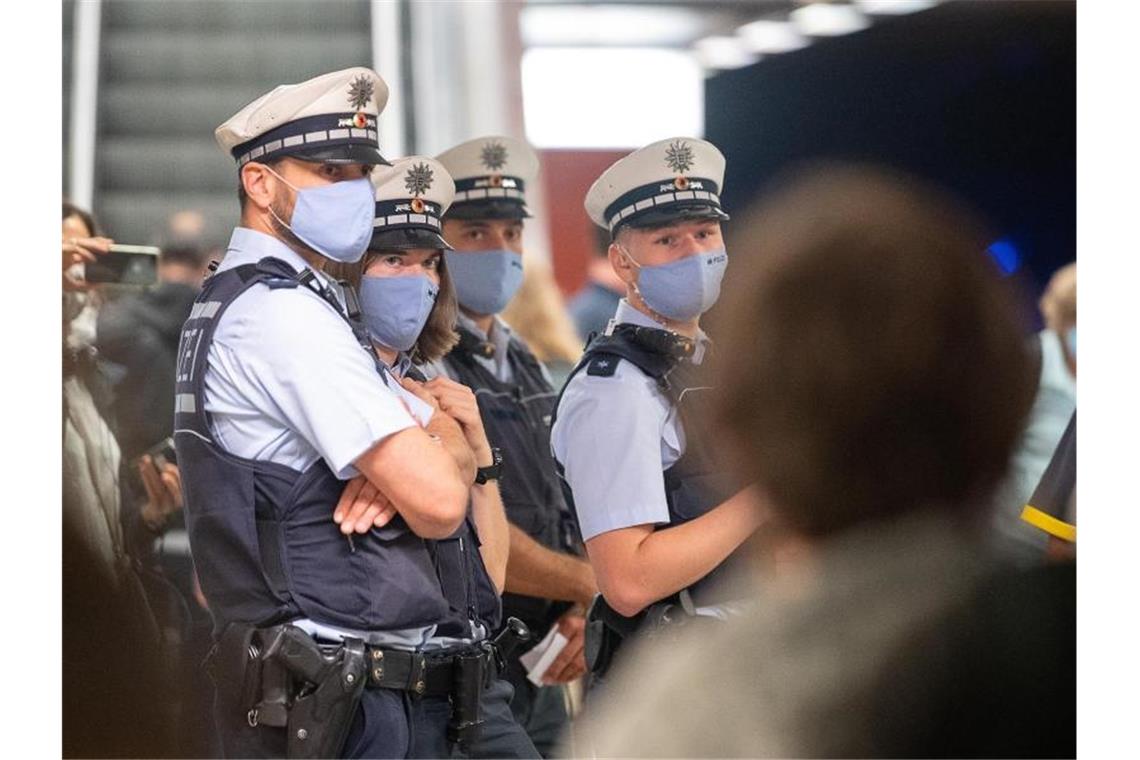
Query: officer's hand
62,236,113,291
422,377,493,464
398,376,441,411
543,611,588,684
138,456,183,531
335,475,398,534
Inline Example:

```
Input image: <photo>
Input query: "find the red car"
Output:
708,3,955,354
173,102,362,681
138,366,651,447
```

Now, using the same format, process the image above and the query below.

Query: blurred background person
565,229,625,343
988,262,1076,565
62,201,177,757
580,164,1073,758
500,253,583,389
95,236,214,755
97,240,208,461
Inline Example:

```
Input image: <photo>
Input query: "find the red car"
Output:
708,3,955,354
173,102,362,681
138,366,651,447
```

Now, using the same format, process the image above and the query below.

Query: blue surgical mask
620,246,728,321
265,166,375,263
1066,327,1076,357
358,274,439,352
443,249,524,315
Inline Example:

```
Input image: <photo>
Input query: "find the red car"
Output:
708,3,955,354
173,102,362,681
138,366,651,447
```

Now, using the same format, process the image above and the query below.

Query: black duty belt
350,644,480,697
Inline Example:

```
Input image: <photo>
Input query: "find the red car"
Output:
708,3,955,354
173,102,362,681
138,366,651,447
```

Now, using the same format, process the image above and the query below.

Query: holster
445,617,531,750
263,625,368,760
447,649,486,751
584,595,640,679
206,622,264,726
209,623,366,759
584,593,693,679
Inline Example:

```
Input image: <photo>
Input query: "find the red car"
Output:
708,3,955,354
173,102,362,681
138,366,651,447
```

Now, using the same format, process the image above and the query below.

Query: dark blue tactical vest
552,324,744,607
173,257,457,637
400,363,503,635
442,328,582,634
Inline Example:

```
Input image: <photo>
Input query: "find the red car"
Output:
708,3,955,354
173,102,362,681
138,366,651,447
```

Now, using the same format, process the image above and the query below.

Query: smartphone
142,436,178,470
85,244,160,285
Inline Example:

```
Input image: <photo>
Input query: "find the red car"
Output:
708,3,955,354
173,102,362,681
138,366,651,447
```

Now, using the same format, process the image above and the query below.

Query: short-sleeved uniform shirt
550,299,709,542
203,227,441,647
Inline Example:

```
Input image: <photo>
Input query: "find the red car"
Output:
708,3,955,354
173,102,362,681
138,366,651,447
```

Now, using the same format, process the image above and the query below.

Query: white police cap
435,136,538,220
216,67,390,168
369,156,455,251
585,137,730,234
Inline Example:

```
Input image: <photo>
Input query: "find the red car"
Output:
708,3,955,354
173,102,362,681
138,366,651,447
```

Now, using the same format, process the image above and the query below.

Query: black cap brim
444,200,532,221
618,202,730,233
288,143,391,167
369,227,453,251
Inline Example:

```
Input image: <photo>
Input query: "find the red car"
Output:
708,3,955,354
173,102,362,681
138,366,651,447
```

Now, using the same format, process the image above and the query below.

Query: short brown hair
710,164,1036,538
325,250,459,364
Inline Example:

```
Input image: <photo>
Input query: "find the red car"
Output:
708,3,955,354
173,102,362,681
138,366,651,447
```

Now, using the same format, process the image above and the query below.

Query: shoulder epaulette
586,353,621,377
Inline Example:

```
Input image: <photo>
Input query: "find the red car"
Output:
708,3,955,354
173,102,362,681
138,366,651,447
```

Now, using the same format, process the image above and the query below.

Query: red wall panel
538,149,627,296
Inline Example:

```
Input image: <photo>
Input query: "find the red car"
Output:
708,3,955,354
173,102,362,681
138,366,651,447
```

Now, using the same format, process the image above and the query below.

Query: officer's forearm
504,524,597,608
426,412,478,485
355,427,468,539
586,486,768,617
470,481,509,592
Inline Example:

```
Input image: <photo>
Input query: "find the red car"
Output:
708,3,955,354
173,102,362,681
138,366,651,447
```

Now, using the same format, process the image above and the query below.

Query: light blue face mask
266,167,375,263
443,249,524,315
358,274,439,352
1066,327,1076,357
620,246,729,321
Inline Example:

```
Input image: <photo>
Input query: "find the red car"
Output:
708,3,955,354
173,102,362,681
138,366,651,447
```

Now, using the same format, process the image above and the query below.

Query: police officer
324,156,540,757
176,68,484,758
430,136,598,755
550,137,768,680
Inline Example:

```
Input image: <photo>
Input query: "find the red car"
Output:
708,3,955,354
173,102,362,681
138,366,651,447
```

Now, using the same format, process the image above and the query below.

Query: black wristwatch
474,448,503,485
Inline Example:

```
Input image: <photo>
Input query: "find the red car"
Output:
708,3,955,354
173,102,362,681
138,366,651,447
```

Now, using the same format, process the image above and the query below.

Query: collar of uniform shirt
610,298,712,364
375,350,414,379
457,310,513,356
218,226,342,297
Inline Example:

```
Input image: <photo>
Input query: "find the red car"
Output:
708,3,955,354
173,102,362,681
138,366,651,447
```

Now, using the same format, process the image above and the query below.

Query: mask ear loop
616,243,676,331
259,163,304,237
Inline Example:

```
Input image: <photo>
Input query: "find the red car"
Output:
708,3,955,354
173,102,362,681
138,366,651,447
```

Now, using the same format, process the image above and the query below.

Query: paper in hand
518,625,569,686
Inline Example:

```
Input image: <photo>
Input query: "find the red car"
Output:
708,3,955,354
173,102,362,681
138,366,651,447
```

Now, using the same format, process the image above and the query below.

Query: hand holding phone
85,244,161,285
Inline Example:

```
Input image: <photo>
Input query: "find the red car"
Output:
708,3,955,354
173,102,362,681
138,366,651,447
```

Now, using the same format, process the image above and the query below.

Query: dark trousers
214,686,449,759
498,659,569,758
460,676,542,759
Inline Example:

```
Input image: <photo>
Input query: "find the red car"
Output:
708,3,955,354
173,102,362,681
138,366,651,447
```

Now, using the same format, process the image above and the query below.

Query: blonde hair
500,254,583,364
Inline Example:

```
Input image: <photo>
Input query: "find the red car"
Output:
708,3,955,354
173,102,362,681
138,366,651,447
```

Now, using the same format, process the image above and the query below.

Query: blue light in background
986,237,1021,276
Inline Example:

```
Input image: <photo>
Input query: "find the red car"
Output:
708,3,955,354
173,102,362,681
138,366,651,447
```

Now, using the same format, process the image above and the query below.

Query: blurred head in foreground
713,163,1037,540
579,166,1071,760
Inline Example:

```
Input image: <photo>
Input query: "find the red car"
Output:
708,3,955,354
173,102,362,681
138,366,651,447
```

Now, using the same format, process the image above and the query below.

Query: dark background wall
706,0,1075,314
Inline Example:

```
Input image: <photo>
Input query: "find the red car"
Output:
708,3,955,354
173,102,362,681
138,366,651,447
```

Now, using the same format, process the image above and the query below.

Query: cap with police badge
215,67,390,167
585,137,730,235
435,136,538,220
369,156,455,251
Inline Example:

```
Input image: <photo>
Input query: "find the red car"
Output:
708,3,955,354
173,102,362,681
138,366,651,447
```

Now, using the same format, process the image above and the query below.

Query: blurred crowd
62,122,1074,760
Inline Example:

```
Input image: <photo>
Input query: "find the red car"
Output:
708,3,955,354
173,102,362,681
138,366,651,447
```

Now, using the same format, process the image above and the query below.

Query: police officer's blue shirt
550,299,709,542
203,228,420,479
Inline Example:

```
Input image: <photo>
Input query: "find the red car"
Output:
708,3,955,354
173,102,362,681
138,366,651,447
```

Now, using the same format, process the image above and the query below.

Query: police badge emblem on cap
667,141,694,189
347,74,375,110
